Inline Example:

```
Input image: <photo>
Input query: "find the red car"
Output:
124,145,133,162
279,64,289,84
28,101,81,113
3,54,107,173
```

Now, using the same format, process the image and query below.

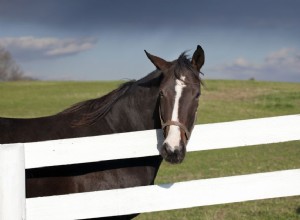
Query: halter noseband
161,120,191,140
159,105,191,140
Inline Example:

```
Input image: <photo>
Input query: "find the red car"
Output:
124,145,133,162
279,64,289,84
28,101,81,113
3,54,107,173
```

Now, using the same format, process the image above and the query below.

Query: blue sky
0,0,300,82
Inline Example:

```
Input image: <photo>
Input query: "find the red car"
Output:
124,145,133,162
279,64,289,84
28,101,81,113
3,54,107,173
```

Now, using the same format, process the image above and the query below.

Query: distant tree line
0,47,34,81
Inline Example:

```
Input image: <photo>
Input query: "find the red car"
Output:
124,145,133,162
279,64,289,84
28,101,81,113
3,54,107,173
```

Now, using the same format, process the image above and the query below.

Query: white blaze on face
163,76,186,151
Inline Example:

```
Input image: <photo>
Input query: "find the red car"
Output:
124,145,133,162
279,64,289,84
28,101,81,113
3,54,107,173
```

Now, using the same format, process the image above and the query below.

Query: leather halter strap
159,104,191,140
161,120,191,140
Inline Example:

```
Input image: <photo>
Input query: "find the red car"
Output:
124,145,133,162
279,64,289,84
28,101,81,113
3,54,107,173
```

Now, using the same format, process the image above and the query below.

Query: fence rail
1,114,300,219
26,169,300,220
25,114,300,169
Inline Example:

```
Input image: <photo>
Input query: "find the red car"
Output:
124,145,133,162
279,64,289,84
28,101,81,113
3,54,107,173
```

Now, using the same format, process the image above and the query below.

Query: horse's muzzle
160,141,186,164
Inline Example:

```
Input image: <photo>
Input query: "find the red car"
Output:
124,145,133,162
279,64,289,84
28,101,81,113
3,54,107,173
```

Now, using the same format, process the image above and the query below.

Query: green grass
0,79,299,219
197,80,300,124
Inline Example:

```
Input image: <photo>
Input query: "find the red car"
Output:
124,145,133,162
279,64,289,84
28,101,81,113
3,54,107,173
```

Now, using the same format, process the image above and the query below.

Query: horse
0,45,205,219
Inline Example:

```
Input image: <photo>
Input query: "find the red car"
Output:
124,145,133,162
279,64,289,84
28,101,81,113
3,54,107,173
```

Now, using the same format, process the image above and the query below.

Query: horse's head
145,45,205,164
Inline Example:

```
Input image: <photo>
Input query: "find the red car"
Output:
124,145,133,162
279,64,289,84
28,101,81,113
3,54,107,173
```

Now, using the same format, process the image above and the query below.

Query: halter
159,105,191,140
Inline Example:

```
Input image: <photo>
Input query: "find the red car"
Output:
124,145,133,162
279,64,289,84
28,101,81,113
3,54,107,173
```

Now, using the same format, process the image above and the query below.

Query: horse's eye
195,92,200,99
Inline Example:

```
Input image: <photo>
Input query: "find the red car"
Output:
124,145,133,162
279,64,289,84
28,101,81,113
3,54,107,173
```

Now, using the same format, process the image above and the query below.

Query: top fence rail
23,114,300,169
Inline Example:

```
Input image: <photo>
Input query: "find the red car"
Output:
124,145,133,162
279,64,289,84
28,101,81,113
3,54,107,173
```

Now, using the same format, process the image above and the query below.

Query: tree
0,47,31,81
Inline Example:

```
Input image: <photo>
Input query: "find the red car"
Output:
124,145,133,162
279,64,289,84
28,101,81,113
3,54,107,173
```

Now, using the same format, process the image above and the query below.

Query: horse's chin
160,141,186,164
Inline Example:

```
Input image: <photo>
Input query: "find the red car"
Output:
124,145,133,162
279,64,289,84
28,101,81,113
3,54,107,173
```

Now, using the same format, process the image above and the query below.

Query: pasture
0,80,299,219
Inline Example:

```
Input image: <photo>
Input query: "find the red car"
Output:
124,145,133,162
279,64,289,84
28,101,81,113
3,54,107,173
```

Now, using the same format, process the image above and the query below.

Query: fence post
0,143,26,220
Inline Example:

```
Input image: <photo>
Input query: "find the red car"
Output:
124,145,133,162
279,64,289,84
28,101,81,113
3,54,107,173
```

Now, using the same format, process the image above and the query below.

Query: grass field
0,80,299,219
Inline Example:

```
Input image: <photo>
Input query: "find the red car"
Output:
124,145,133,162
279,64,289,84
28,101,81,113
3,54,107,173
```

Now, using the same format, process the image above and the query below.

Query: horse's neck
106,84,160,132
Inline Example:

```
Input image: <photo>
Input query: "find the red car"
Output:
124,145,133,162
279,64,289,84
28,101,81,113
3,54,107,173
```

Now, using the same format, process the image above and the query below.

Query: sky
0,0,300,82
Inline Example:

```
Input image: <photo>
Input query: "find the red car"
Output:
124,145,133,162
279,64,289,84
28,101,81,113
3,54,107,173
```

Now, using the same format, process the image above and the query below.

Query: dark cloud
1,0,299,82
0,0,299,33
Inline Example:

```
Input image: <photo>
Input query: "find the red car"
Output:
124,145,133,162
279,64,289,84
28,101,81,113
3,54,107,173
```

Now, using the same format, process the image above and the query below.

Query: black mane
59,80,136,126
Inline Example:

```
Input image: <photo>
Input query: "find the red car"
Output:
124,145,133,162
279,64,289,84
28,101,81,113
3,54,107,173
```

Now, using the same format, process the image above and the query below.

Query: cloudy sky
0,0,299,82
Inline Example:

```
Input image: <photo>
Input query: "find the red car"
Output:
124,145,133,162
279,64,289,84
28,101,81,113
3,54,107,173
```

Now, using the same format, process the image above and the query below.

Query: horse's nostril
173,149,179,156
160,143,168,157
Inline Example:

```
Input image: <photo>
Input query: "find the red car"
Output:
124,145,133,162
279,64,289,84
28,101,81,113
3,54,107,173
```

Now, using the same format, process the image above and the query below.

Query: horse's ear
144,50,171,71
191,45,205,72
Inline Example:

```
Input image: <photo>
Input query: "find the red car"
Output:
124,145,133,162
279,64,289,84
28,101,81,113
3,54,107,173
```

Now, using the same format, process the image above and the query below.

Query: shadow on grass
296,207,300,215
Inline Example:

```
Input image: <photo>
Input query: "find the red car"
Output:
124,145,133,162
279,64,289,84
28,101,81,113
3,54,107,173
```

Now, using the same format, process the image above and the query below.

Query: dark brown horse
0,45,205,219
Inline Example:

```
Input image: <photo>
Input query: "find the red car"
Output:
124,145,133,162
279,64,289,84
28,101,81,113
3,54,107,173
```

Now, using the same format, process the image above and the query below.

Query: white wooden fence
1,114,300,219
